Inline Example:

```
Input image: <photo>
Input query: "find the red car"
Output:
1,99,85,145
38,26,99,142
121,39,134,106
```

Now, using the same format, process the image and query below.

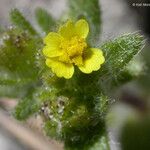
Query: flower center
59,36,87,65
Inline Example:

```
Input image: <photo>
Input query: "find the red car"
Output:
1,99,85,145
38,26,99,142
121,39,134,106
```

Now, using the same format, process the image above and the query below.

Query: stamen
58,36,87,65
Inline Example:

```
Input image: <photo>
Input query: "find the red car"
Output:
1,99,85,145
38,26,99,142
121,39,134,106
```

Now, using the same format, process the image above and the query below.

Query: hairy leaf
0,28,39,82
10,9,38,36
99,33,145,93
35,8,56,33
68,0,101,45
14,88,40,120
0,84,27,98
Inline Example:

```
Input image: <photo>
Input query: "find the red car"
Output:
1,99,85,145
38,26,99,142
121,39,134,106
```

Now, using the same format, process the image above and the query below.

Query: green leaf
68,0,101,45
99,33,145,93
14,88,40,120
10,9,38,36
0,70,36,86
35,8,56,33
0,28,39,82
0,27,41,98
0,26,3,33
64,128,110,150
101,33,144,76
0,84,27,98
88,134,110,150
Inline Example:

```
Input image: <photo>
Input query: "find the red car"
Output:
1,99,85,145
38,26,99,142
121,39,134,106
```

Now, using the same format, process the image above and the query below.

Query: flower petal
46,59,74,79
79,48,105,74
43,32,62,47
43,46,63,58
59,20,75,39
75,19,89,39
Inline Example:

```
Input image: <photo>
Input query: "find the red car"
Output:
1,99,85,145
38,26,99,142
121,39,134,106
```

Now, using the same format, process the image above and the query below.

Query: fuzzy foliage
99,33,144,94
68,0,101,45
35,8,56,33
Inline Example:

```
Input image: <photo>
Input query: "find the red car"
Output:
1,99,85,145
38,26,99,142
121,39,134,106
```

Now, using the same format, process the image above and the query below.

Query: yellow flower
43,19,105,79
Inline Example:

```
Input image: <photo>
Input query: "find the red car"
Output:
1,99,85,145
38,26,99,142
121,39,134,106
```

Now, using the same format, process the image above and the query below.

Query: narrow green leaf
0,28,39,81
10,9,38,36
35,8,56,33
68,0,101,45
14,89,40,120
99,33,145,93
0,26,3,33
101,33,144,75
0,70,35,86
0,83,31,98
